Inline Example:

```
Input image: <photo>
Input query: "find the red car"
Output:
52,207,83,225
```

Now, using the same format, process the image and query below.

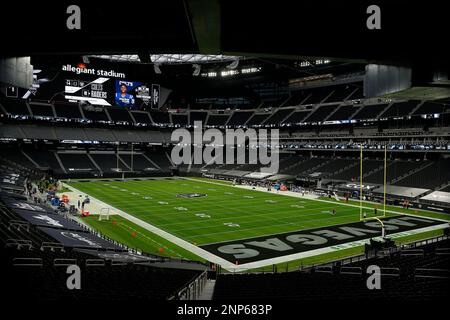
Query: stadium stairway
389,161,433,186
198,279,216,300
86,153,103,175
53,152,67,174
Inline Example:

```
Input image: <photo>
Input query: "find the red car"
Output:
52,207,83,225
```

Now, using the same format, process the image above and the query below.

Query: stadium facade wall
364,64,411,98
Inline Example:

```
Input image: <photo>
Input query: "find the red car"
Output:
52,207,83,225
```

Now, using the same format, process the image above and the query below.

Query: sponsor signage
3,199,49,213
75,249,155,263
62,64,126,78
38,227,124,250
15,211,85,231
340,183,377,190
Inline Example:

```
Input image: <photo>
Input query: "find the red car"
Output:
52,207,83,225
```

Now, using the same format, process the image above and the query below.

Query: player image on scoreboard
115,80,136,107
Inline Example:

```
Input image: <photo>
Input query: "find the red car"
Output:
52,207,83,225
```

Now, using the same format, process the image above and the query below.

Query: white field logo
171,121,279,174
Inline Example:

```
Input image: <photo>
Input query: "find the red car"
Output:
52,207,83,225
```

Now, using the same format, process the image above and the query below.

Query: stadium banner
151,84,160,109
38,227,124,250
200,216,445,264
0,191,27,201
14,211,85,231
75,249,156,263
337,183,378,191
1,173,22,185
1,198,55,215
0,183,24,193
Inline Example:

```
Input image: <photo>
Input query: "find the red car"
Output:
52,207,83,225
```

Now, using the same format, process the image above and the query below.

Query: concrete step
198,280,216,300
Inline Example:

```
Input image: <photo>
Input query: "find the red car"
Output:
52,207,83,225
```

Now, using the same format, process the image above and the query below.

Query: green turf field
68,178,394,244
65,177,449,269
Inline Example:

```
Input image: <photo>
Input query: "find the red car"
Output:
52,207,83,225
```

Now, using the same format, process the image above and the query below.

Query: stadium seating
281,110,311,125
144,151,173,171
308,158,356,178
303,104,341,122
0,188,204,300
206,114,231,126
149,110,171,125
190,111,208,125
112,130,142,143
107,107,134,123
413,101,449,115
118,153,158,172
264,108,295,125
58,153,98,173
0,98,30,116
364,160,426,184
395,159,450,189
380,101,420,118
54,101,84,119
29,102,54,117
300,87,335,105
283,91,310,106
352,103,389,120
329,159,383,181
213,270,449,300
83,107,110,122
89,153,127,173
246,113,271,126
23,149,62,171
0,96,448,132
172,113,189,126
226,111,254,126
327,104,360,121
0,147,37,168
131,111,153,125
213,238,450,300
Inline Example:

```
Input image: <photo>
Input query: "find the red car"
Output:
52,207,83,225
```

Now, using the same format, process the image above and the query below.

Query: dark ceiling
1,0,448,67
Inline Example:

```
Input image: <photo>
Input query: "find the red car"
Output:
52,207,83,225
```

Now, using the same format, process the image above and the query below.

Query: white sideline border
61,179,449,272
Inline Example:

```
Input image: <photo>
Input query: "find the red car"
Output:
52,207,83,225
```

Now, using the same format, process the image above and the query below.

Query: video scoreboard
12,63,161,110
65,77,111,106
64,77,159,109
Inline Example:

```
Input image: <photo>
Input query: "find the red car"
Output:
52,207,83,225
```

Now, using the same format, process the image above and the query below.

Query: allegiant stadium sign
62,64,126,78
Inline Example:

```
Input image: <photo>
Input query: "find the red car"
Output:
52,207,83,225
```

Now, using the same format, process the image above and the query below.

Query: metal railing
172,269,208,300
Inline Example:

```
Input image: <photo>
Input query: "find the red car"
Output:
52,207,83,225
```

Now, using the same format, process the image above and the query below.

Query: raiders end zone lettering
200,216,444,264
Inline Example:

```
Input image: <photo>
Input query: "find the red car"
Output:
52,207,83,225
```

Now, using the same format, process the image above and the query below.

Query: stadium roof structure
2,1,448,64
89,54,241,65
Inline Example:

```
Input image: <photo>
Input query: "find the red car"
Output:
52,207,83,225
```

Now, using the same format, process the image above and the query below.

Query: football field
66,177,448,270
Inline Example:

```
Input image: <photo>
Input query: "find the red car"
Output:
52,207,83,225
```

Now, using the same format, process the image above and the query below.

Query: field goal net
99,207,110,221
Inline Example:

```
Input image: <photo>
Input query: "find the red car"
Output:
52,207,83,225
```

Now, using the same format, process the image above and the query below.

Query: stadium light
226,58,239,70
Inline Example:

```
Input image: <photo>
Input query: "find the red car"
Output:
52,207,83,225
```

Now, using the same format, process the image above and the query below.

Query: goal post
359,144,388,222
99,207,110,221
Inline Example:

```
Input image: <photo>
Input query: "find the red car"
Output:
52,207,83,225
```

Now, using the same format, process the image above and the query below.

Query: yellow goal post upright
359,144,388,229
